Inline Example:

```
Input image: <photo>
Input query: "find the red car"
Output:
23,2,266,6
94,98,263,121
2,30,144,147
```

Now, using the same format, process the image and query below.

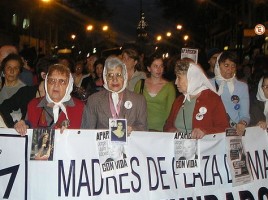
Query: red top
164,89,229,134
27,97,84,129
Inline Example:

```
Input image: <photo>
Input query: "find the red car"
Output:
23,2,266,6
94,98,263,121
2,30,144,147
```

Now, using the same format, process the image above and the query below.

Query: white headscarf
103,57,128,113
184,63,217,102
44,73,74,123
256,77,268,116
214,53,235,95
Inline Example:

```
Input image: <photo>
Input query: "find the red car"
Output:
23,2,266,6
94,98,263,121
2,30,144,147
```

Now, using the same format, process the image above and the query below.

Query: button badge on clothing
196,113,204,121
231,95,240,104
124,100,132,109
234,104,240,110
199,107,207,115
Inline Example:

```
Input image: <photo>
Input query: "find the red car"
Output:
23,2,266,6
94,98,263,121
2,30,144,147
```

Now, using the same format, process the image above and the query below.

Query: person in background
0,53,25,104
0,45,18,64
164,60,228,139
250,73,268,130
134,54,176,131
122,48,146,91
81,57,147,133
210,51,250,135
14,64,84,135
206,48,221,78
93,58,105,92
0,56,57,127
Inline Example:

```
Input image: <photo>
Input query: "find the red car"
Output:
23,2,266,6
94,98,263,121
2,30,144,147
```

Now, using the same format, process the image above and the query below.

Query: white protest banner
181,48,199,63
0,130,27,200
0,127,268,199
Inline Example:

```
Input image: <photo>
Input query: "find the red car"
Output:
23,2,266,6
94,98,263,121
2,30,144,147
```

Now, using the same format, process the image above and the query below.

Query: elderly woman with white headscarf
210,51,250,135
164,59,228,139
81,57,147,133
250,73,268,129
15,64,85,135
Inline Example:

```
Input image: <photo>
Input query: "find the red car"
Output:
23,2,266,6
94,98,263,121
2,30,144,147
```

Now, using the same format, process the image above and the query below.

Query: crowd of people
0,43,267,138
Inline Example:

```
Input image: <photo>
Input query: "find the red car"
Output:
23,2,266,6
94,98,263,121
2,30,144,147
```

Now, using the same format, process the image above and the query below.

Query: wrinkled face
147,58,164,78
219,59,236,79
262,78,268,99
106,66,124,92
122,53,137,70
47,70,69,102
96,63,104,78
4,60,21,83
183,140,197,160
175,73,188,94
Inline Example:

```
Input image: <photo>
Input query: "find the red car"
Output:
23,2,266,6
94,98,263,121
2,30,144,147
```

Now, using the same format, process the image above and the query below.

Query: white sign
0,127,268,199
181,48,199,63
254,24,266,35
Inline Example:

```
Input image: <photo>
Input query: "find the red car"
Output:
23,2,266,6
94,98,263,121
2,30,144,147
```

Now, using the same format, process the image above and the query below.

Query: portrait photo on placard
30,128,55,161
109,119,127,143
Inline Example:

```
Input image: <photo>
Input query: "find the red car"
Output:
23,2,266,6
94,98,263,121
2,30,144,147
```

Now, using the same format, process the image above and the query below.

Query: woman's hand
14,120,29,136
236,121,247,136
191,128,206,139
127,126,133,136
257,121,267,130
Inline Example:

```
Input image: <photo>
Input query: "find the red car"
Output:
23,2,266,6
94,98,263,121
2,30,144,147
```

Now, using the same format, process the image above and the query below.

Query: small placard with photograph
30,128,55,161
109,118,127,144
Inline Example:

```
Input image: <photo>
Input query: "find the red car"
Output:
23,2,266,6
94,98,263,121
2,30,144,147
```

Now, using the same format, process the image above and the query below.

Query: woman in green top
134,54,176,131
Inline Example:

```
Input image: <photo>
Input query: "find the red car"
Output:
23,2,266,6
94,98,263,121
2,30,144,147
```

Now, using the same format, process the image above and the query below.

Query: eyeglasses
262,85,268,89
106,73,123,80
47,78,68,86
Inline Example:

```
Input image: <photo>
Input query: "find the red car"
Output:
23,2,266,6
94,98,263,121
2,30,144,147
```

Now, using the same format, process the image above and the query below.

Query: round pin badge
234,104,240,110
124,100,133,109
196,113,204,121
231,95,240,104
199,107,207,115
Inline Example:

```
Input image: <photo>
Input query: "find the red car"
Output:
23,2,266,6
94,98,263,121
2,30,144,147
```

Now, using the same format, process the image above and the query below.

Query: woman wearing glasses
81,57,147,133
250,73,268,129
15,64,84,135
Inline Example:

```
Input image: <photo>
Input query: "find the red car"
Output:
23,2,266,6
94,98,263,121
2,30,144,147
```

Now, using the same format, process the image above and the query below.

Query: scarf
256,77,268,117
184,63,217,102
44,73,74,123
214,53,235,95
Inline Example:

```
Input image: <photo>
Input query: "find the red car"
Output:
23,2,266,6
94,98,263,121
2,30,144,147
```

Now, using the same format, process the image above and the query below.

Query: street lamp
102,25,109,32
166,32,172,37
176,24,183,30
86,25,94,31
71,34,76,40
41,0,51,2
156,35,162,41
183,35,189,41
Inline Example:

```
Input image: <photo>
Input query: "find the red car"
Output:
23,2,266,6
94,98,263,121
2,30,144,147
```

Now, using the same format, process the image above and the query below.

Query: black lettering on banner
91,159,103,196
226,192,235,200
105,176,118,194
58,160,75,197
0,149,2,154
77,160,91,196
258,187,268,200
247,151,264,179
119,173,130,193
171,157,179,189
224,154,232,183
203,156,213,186
239,190,254,200
204,195,218,199
147,157,159,191
263,150,268,179
157,157,170,190
192,173,204,187
211,155,223,184
0,165,20,199
130,157,141,192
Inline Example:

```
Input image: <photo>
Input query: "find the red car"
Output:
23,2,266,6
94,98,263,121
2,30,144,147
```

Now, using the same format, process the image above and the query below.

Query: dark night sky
106,0,174,44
